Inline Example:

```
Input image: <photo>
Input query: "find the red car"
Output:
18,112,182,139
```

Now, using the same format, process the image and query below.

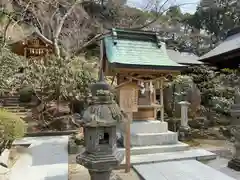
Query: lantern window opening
99,132,109,144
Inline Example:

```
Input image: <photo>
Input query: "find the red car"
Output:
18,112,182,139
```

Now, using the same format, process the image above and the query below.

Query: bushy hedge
0,108,26,141
19,85,34,103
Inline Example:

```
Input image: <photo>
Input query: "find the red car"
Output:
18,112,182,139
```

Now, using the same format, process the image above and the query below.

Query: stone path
134,159,236,180
205,157,240,180
10,136,69,180
120,148,216,165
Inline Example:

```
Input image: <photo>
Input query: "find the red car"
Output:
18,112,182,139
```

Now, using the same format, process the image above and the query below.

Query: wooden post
125,112,132,173
160,78,164,122
118,82,138,174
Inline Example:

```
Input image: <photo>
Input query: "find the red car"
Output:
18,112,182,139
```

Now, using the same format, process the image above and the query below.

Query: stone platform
10,136,69,180
121,120,180,150
128,120,168,134
120,149,217,166
133,159,236,180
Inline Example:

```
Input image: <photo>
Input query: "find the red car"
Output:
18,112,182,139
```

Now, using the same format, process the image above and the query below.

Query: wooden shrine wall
117,75,157,120
11,36,53,58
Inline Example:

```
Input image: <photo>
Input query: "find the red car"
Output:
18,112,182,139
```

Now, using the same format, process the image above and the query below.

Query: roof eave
200,48,240,63
110,62,186,71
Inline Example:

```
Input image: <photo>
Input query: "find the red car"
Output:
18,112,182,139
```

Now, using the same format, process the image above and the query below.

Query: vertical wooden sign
119,83,138,113
118,83,138,173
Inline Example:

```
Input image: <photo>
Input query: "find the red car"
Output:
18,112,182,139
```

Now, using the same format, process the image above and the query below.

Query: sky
128,0,200,14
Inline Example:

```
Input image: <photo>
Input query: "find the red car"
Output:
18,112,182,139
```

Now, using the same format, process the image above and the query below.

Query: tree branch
131,2,196,30
74,31,110,56
34,29,53,45
53,0,80,58
1,19,12,48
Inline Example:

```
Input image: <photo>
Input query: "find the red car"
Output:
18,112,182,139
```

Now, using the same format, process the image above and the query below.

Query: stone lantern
178,101,191,141
76,71,124,180
228,89,240,171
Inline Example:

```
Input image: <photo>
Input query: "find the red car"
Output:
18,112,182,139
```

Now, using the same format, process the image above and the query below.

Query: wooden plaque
119,83,138,112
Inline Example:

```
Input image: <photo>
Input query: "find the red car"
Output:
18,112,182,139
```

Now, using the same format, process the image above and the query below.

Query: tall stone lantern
228,89,240,171
76,71,125,180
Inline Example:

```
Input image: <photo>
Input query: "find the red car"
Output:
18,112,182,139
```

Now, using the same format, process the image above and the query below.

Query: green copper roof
103,29,184,70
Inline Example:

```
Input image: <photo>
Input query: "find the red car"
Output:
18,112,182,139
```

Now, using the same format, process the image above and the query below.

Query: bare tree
2,0,198,57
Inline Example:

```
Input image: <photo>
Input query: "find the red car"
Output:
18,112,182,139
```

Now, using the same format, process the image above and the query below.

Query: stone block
0,166,9,180
120,149,217,165
118,142,189,155
123,131,178,147
120,120,168,134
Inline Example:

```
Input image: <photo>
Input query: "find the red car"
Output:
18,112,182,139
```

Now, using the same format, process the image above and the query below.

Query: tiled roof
167,49,202,65
103,28,184,70
200,32,240,61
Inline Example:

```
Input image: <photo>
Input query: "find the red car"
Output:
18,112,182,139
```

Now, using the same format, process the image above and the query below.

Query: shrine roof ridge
109,28,161,43
103,28,185,71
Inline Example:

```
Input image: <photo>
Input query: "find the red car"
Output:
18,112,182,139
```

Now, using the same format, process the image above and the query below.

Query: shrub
0,108,26,141
19,85,34,103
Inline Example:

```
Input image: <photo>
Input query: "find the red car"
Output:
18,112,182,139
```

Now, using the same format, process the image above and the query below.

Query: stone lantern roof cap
82,70,125,127
90,70,110,97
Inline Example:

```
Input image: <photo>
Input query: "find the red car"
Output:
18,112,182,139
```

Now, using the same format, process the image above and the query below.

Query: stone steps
118,142,189,155
120,149,217,166
129,121,168,134
3,106,30,112
124,131,178,147
1,95,31,118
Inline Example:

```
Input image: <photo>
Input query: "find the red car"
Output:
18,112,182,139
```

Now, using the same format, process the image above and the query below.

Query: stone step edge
118,142,189,155
119,149,217,167
131,131,177,136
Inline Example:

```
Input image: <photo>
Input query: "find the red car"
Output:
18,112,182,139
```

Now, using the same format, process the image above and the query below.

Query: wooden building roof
103,28,184,71
167,49,202,66
199,27,240,68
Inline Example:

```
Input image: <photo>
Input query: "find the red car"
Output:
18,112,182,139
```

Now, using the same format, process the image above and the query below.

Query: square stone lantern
228,89,240,171
76,71,124,180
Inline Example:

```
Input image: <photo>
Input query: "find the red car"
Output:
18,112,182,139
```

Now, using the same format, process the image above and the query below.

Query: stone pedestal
121,120,178,147
228,101,240,171
89,171,111,180
228,126,240,171
178,101,191,141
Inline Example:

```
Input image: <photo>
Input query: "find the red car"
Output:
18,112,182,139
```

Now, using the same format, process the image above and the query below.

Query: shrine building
200,26,240,69
101,28,187,148
10,31,53,58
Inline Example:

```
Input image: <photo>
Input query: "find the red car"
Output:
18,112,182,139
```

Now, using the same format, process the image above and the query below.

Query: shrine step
123,131,178,147
3,106,30,112
118,142,189,155
129,120,168,134
120,149,217,166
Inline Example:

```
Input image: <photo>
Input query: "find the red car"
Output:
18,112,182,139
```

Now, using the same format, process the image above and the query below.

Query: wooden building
200,27,240,69
10,32,53,58
167,49,202,66
102,28,185,122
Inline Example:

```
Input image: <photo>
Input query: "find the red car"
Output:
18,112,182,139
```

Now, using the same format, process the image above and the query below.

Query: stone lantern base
89,171,122,180
228,159,240,171
178,126,192,141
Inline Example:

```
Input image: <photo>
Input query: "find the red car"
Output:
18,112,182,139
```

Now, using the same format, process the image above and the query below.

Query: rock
188,117,208,129
207,127,227,140
163,76,201,118
0,149,10,167
0,165,9,180
216,116,231,126
219,126,232,139
191,129,208,139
